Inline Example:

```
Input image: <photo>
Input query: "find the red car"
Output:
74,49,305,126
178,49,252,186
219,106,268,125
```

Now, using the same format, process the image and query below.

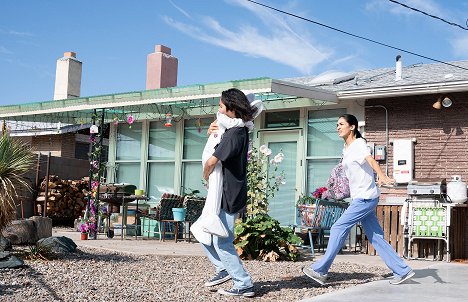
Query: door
261,130,303,226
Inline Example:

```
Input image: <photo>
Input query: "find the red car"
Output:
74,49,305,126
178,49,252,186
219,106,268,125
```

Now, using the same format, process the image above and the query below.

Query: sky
1,0,467,106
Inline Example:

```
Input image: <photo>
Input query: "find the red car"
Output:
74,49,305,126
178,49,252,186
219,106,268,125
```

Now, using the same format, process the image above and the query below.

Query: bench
293,199,348,257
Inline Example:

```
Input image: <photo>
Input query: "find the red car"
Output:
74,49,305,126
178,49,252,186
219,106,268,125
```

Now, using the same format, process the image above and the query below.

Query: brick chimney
53,51,82,100
146,45,178,89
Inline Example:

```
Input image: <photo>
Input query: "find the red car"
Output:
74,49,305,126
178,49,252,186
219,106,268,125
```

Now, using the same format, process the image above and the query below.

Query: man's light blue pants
201,209,253,289
312,197,412,278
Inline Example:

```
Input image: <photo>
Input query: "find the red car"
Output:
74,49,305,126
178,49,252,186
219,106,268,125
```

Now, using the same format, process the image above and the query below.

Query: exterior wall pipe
366,105,389,175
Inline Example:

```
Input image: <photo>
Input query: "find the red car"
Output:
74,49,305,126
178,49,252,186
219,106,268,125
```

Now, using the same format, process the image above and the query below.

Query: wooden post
43,151,51,217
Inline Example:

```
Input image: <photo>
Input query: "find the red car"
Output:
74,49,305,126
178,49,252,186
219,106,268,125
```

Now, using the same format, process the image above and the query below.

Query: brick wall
30,133,76,158
365,91,468,182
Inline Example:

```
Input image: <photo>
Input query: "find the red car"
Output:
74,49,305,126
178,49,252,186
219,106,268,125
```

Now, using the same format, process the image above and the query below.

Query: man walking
202,88,258,297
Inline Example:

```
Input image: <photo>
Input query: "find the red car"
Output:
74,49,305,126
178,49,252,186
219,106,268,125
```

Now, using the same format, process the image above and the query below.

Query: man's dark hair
221,88,258,122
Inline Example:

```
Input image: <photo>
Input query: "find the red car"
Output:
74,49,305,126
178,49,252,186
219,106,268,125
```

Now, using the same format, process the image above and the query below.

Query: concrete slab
300,262,468,302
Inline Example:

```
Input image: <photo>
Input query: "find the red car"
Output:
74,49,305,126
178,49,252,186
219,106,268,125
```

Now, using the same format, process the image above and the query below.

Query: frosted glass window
182,162,207,197
307,109,345,157
116,123,142,160
116,163,140,186
148,121,176,160
307,159,340,193
147,162,175,201
183,118,213,160
267,141,297,226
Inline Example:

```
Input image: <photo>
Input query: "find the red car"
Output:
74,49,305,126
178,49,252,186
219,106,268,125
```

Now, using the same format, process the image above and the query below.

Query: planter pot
80,233,88,240
172,208,186,221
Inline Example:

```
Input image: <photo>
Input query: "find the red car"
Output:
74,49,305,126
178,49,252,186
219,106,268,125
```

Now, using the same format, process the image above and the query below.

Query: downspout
366,105,389,175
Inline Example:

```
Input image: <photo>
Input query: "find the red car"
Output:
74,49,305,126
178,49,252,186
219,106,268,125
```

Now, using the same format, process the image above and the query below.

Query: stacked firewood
36,175,89,218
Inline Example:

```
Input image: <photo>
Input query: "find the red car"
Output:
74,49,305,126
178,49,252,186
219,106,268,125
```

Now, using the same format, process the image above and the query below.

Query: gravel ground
0,247,391,302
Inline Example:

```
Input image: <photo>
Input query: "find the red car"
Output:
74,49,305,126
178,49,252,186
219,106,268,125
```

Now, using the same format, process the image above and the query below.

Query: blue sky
1,0,467,105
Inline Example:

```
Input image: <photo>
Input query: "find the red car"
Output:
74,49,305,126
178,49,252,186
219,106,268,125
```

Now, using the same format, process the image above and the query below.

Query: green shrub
234,214,303,261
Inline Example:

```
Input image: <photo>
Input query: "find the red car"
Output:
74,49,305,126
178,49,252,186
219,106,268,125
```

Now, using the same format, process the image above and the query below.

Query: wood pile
36,175,89,219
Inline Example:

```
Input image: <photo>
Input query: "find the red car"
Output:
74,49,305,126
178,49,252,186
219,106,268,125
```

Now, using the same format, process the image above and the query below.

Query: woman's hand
207,121,218,135
377,175,395,187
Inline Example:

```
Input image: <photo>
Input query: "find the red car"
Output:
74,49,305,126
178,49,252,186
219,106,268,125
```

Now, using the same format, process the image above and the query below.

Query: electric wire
389,0,468,31
245,0,468,72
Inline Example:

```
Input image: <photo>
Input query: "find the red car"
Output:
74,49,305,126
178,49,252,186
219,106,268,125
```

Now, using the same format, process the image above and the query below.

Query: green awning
0,77,337,126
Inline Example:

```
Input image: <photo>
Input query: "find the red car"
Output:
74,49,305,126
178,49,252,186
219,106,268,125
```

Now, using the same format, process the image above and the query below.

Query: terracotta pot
80,233,88,240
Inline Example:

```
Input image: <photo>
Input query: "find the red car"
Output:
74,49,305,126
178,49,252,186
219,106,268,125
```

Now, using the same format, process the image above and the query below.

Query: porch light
165,113,173,127
432,96,452,109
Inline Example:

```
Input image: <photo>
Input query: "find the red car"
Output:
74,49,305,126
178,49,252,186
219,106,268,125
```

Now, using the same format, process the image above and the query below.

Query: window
147,121,177,201
181,117,213,196
265,110,300,128
116,123,142,161
306,109,345,193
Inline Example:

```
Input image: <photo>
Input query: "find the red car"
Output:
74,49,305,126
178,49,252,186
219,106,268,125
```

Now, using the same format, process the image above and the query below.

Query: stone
29,216,53,239
0,251,24,269
2,219,38,244
37,236,77,255
0,236,12,251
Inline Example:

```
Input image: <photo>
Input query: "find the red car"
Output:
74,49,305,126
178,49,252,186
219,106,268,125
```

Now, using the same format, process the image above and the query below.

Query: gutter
337,80,468,100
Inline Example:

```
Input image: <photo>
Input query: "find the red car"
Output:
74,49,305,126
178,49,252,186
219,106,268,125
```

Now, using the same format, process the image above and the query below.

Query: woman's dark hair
221,88,258,122
339,114,365,140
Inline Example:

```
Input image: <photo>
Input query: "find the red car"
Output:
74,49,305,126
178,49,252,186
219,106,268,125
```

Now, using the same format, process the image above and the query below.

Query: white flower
275,175,286,185
274,153,284,164
259,145,272,156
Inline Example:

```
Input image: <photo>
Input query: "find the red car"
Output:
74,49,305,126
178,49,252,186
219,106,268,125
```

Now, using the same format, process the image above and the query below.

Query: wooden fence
362,204,468,260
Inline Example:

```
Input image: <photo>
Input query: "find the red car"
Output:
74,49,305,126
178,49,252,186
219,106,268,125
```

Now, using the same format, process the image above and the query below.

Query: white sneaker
389,269,415,285
302,266,328,285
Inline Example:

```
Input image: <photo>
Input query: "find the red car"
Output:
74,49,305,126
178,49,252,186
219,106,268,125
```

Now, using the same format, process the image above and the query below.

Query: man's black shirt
212,126,249,214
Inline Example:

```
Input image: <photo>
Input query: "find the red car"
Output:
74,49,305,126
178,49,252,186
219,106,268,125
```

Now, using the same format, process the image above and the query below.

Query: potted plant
296,187,327,227
79,221,89,240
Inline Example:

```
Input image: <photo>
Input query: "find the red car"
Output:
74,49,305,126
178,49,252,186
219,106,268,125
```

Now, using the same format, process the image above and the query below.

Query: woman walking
302,114,414,285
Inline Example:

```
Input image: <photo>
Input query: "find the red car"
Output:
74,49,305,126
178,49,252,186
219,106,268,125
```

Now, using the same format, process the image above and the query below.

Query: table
121,195,150,240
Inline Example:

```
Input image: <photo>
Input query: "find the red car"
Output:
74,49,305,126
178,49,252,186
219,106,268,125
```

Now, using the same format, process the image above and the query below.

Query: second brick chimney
146,45,178,89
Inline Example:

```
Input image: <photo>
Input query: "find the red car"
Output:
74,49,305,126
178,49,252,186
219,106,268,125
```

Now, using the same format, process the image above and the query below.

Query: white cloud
366,0,443,16
450,35,468,58
0,46,13,54
168,0,192,19
163,1,332,74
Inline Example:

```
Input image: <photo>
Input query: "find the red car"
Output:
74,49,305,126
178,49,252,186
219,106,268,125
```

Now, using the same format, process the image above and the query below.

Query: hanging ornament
165,113,173,127
79,118,85,129
113,116,119,125
90,125,99,134
127,115,135,128
196,118,202,133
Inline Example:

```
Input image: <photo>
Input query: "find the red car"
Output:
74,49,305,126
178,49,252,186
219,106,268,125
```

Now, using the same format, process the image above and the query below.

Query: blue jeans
201,209,253,289
312,197,412,278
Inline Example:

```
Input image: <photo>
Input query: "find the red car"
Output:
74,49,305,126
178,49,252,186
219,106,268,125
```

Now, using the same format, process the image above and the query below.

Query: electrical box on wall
392,139,414,183
374,145,386,161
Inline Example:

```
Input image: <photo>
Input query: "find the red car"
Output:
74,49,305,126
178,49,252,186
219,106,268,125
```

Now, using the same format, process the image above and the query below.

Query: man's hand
203,156,219,181
207,121,218,135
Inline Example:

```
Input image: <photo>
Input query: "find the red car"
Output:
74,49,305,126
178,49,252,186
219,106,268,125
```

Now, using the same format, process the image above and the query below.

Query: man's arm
203,155,220,181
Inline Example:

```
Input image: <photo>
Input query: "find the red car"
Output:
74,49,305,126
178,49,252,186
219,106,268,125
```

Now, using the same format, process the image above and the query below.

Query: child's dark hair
339,114,366,141
221,88,258,122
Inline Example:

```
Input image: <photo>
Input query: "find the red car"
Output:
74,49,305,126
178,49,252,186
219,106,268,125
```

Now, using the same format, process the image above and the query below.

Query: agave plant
0,134,35,232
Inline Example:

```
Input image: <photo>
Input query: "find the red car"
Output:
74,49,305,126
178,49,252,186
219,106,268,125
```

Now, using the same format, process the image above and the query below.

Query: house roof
0,77,336,125
284,60,468,100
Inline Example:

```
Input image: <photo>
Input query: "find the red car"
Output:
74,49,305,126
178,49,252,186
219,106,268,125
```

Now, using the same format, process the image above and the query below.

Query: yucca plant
0,133,35,232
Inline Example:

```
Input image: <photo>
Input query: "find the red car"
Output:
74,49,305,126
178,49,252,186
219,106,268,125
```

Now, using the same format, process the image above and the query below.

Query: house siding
365,92,468,182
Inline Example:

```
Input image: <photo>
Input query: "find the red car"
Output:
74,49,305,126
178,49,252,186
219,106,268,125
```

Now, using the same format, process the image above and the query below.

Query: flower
246,146,286,217
259,145,272,156
312,186,328,199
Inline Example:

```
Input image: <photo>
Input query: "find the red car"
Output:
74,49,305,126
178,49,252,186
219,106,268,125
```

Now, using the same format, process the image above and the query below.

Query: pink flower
127,115,135,125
